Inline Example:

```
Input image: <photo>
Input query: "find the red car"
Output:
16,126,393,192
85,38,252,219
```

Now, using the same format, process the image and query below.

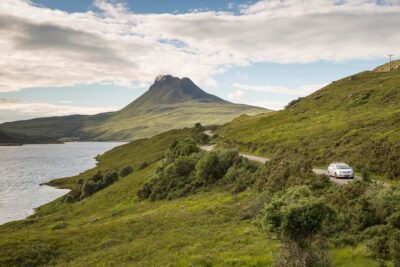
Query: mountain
122,75,225,109
0,75,268,141
217,60,400,179
0,130,61,145
1,63,398,266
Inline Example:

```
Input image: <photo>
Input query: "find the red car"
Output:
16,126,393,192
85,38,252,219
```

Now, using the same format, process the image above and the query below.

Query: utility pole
388,53,394,63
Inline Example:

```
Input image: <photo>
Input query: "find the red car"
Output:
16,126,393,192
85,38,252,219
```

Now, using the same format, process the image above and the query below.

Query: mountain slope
0,76,268,141
0,128,277,266
217,61,400,179
0,130,61,145
120,75,225,112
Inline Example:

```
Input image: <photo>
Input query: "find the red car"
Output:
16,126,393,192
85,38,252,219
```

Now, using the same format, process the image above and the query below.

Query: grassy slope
217,64,400,179
0,75,268,142
0,102,267,142
0,130,61,145
0,128,275,266
0,128,380,266
82,102,267,141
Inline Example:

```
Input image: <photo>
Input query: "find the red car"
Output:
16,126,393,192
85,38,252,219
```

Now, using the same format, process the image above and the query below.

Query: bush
285,97,303,109
63,186,82,203
222,164,257,193
103,171,119,186
390,231,400,266
137,141,257,201
92,171,103,182
193,132,209,144
282,199,333,244
120,165,133,177
80,180,97,199
138,162,149,170
259,186,334,267
195,152,222,183
71,170,121,201
362,167,371,182
306,174,331,195
137,182,152,200
3,243,59,267
169,138,199,158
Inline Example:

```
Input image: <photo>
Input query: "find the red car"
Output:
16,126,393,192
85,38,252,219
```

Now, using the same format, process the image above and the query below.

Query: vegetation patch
137,138,260,201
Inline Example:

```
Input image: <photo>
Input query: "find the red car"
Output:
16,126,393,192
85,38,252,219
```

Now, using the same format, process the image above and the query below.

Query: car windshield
336,164,350,169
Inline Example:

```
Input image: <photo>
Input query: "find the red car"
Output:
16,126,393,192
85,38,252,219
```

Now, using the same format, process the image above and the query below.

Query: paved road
312,168,361,185
200,144,358,185
200,145,269,164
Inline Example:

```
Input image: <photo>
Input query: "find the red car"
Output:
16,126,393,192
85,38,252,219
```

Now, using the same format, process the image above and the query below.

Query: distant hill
217,61,400,179
0,75,268,141
0,130,61,145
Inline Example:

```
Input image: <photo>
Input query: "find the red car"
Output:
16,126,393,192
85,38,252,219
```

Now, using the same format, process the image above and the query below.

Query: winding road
200,144,361,185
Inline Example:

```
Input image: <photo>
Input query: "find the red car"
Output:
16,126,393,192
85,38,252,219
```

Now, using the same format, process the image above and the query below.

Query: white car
328,162,354,179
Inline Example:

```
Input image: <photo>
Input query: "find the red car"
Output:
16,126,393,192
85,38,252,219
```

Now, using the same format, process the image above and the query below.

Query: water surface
0,142,124,225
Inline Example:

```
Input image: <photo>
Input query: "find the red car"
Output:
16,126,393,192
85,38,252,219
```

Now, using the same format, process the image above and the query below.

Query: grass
0,128,278,266
330,246,391,267
2,63,399,265
217,65,400,180
0,126,386,266
82,101,268,141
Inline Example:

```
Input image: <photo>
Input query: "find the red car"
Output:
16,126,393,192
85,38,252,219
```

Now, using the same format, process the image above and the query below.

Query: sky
0,0,399,122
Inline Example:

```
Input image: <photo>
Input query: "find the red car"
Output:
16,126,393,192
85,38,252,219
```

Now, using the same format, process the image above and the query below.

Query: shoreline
0,142,125,225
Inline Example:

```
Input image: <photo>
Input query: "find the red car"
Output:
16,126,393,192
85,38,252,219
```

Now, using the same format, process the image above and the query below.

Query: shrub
103,171,119,186
92,171,103,182
63,186,82,203
306,174,331,195
285,97,303,109
195,152,222,183
120,165,133,177
390,231,400,266
75,170,120,200
2,243,59,267
259,186,334,267
80,180,97,199
362,167,371,182
169,138,199,158
137,142,256,201
137,182,152,200
138,161,149,170
363,225,392,261
282,199,333,244
222,165,257,193
193,132,209,144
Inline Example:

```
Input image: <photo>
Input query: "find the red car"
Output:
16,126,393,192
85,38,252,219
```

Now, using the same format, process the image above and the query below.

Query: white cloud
0,0,399,92
232,83,327,96
0,99,117,122
227,89,245,102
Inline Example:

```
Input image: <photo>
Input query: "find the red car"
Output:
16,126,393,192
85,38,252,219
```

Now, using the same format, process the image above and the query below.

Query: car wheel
335,172,338,179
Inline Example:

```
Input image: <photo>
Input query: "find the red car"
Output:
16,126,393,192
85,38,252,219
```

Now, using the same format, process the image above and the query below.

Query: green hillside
217,61,400,180
0,127,385,266
0,128,276,266
0,75,268,141
2,64,399,266
0,130,61,145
